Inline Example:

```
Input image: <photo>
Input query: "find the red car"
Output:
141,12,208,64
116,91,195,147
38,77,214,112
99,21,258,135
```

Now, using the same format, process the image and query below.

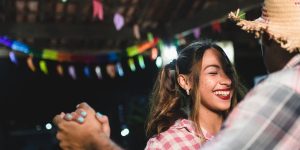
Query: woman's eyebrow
204,64,220,70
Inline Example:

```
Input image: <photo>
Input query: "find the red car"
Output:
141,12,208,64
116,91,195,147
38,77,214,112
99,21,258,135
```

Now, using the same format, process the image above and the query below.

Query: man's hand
53,102,111,150
61,103,111,138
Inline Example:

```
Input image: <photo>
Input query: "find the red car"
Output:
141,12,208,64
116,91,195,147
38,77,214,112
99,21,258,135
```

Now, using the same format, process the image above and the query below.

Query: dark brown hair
146,41,247,138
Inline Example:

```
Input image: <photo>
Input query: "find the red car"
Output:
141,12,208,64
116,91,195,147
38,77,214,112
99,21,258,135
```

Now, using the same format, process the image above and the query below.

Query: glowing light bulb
121,128,129,137
155,56,163,68
161,45,178,66
95,66,102,79
45,123,52,130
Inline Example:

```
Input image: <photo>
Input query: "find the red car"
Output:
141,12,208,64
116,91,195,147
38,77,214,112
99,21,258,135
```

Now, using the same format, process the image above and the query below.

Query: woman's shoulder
145,119,202,150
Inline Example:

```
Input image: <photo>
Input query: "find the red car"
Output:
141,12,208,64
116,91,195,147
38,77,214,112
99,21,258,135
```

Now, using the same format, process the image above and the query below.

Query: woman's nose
220,74,232,86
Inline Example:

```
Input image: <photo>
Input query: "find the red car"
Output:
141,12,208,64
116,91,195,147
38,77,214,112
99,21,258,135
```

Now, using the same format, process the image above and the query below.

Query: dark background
0,0,267,149
0,55,159,150
0,34,267,150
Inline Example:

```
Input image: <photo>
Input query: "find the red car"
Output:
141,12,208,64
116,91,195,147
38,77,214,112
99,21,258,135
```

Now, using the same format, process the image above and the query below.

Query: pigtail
145,60,188,138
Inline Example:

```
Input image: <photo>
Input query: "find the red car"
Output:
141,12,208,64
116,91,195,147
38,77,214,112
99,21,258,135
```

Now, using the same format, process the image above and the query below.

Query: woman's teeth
214,91,230,96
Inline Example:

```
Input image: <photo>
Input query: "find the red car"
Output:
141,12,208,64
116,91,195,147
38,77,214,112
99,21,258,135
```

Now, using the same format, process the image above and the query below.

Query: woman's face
199,48,233,113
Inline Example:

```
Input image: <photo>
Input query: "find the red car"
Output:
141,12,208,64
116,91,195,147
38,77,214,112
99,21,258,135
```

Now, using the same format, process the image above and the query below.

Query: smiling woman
144,41,247,149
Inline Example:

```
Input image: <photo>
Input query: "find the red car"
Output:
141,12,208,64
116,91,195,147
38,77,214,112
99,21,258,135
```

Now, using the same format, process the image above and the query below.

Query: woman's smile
213,89,231,100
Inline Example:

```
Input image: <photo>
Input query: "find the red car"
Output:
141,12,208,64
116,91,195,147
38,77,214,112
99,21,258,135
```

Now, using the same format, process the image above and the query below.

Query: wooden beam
0,23,134,40
167,0,263,36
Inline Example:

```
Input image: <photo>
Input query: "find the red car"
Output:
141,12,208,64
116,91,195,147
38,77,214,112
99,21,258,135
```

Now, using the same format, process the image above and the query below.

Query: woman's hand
61,104,111,137
53,102,112,150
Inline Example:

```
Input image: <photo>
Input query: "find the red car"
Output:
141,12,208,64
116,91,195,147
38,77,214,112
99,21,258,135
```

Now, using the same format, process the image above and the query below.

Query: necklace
199,135,208,143
197,126,208,143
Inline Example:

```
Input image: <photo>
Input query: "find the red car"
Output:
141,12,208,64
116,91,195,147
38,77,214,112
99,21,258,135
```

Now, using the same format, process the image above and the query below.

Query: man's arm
202,81,300,149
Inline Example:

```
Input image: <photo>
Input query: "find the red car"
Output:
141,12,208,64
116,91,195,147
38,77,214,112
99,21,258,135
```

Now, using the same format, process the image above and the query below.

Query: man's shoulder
268,66,299,79
263,66,300,94
242,67,300,103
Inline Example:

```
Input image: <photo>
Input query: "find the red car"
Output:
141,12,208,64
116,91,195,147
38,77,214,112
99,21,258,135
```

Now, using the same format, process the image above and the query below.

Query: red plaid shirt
145,119,214,150
202,54,300,150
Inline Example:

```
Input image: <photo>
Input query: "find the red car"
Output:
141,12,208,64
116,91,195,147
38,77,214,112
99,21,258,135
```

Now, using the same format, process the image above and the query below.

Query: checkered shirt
145,119,214,150
202,54,300,150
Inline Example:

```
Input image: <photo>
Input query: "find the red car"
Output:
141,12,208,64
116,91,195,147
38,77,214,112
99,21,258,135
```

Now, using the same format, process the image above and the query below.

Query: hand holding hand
62,104,111,137
53,102,111,150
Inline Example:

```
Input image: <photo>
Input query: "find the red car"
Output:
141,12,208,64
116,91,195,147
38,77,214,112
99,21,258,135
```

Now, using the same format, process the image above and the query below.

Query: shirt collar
172,119,215,140
284,54,300,69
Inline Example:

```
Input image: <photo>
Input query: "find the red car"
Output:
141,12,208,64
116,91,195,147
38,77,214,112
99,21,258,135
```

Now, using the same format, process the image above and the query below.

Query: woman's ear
177,74,191,91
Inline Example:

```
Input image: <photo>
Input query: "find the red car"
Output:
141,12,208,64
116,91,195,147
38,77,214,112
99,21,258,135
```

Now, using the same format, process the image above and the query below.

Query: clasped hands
53,102,111,150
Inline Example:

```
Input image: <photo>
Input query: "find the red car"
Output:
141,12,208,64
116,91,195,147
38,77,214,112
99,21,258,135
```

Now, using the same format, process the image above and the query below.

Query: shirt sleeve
144,137,163,150
144,127,202,150
201,80,300,150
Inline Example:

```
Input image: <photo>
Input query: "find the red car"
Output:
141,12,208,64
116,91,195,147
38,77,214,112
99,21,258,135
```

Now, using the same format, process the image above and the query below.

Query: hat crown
262,0,300,23
228,0,300,52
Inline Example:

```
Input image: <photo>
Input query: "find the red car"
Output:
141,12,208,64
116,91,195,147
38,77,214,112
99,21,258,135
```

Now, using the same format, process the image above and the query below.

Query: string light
11,41,29,53
147,32,154,41
56,64,64,76
27,56,36,71
83,66,91,78
1,11,231,80
116,62,124,77
155,56,163,68
106,64,116,78
9,51,18,64
151,47,158,60
39,60,48,74
42,49,57,60
68,66,77,80
45,123,52,130
138,55,145,69
95,66,102,79
1,36,159,64
114,13,125,31
121,127,130,137
128,58,136,72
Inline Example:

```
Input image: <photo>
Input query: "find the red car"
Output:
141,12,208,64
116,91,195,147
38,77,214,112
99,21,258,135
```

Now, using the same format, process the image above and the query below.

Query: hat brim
228,10,299,53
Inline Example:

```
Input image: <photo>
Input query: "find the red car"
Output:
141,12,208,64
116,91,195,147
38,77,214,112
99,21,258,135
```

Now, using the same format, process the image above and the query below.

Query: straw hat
228,0,300,53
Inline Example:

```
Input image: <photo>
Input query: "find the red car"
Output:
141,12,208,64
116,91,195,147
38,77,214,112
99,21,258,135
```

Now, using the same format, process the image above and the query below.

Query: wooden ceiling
0,0,263,53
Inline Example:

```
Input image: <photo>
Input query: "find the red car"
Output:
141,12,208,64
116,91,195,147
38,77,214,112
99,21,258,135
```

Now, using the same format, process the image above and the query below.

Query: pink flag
93,0,104,20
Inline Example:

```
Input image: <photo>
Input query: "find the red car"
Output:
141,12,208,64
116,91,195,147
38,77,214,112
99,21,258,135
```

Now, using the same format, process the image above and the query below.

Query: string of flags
0,35,162,80
0,6,247,80
0,36,160,63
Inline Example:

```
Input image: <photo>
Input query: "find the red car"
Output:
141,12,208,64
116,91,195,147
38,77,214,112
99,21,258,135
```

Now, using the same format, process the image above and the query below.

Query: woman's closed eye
205,65,220,75
208,71,218,75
